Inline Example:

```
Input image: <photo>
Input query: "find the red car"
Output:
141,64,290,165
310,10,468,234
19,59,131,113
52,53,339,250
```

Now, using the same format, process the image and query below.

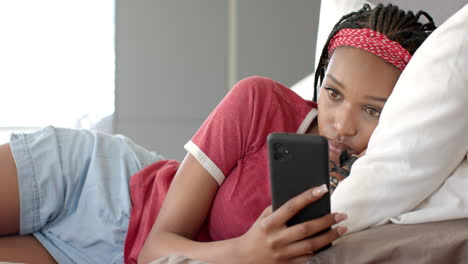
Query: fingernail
337,226,348,236
334,213,348,223
312,184,328,196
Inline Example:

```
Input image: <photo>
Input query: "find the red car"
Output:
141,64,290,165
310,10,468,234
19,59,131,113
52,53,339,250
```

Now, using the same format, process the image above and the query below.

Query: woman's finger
263,184,328,229
276,213,347,245
280,226,347,258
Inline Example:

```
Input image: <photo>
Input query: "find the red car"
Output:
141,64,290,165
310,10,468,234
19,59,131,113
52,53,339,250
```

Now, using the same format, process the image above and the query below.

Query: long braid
312,3,437,102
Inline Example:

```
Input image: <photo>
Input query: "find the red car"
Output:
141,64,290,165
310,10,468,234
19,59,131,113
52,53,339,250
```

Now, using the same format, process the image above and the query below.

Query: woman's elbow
137,250,150,264
138,245,162,264
137,233,163,264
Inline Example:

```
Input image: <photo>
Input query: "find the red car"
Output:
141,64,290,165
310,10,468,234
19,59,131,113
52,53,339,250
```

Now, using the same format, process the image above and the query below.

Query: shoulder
232,76,288,94
231,76,306,106
236,76,316,111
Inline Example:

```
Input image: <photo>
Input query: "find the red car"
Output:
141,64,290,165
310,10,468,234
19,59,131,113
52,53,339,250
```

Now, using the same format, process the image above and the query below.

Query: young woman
0,4,436,264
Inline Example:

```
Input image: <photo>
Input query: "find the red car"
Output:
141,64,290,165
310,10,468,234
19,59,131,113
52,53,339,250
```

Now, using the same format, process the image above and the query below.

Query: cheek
316,98,332,134
354,121,378,152
317,93,380,152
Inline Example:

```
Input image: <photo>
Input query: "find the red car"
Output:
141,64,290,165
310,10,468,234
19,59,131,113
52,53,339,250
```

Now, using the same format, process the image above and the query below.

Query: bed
3,217,468,264
148,219,468,264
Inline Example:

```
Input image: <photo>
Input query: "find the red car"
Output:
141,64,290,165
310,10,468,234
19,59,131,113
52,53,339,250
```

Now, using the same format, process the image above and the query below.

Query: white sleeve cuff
184,140,225,185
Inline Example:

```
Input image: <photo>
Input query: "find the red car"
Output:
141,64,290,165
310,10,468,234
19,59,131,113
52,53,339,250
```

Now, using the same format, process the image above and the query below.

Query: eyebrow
327,73,388,103
365,96,388,103
326,73,345,88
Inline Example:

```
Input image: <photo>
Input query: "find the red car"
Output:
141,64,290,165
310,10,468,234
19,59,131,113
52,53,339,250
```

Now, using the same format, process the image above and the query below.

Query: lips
328,139,353,155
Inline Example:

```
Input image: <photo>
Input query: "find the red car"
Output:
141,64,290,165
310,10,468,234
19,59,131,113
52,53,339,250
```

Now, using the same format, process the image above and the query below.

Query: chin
329,152,340,166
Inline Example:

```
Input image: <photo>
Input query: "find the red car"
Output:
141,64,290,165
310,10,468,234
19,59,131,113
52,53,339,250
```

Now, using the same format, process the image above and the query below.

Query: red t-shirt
124,76,317,263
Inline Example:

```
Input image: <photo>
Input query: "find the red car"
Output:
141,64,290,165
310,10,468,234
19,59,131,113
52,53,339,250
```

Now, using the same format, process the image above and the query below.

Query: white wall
115,1,229,161
236,0,319,88
115,0,320,160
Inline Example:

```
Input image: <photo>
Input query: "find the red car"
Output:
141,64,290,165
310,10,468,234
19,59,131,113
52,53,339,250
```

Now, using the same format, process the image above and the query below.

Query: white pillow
332,4,468,233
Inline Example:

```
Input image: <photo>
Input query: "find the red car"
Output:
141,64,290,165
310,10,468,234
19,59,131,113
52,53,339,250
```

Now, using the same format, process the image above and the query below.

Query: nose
334,106,357,140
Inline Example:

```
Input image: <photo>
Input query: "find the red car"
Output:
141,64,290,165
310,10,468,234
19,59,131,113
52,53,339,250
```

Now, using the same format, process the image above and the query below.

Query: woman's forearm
138,231,243,264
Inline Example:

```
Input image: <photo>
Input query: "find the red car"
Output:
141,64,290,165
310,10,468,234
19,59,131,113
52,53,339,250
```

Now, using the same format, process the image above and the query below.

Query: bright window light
0,0,115,144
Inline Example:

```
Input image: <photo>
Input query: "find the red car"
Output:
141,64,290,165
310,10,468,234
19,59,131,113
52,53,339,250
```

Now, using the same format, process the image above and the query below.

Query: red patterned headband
327,28,412,71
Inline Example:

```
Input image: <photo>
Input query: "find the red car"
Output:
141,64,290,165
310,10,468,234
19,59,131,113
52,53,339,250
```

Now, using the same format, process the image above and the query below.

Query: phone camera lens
274,152,283,160
273,143,282,151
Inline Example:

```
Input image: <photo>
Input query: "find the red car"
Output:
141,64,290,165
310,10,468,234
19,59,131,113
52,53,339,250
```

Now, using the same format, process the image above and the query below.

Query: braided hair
313,3,437,102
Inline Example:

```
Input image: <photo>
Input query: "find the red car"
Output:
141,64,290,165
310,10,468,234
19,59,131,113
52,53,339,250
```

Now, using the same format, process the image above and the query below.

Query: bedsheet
149,218,468,264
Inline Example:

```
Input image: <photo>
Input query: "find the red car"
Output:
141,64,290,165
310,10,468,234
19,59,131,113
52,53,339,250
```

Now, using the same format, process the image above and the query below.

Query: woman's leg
0,144,56,263
0,235,56,263
2,127,164,263
0,143,20,236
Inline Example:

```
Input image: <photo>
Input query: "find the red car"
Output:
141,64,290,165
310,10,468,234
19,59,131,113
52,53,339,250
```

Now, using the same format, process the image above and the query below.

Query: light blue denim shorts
9,126,164,264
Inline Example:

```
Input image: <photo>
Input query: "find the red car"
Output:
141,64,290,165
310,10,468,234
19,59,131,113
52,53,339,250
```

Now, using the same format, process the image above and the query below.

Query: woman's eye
365,107,381,118
325,88,342,100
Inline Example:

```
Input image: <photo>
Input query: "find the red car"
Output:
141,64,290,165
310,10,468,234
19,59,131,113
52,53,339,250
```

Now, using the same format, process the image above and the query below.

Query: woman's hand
235,184,347,264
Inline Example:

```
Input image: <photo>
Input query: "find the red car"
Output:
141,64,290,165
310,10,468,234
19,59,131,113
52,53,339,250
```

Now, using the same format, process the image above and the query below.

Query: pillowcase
332,3,468,233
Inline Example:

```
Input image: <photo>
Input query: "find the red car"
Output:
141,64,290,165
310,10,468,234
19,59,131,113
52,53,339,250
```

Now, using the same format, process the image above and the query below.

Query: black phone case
268,133,330,226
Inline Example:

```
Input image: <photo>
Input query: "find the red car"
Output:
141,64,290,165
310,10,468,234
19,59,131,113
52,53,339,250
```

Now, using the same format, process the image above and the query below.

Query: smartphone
268,133,330,227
